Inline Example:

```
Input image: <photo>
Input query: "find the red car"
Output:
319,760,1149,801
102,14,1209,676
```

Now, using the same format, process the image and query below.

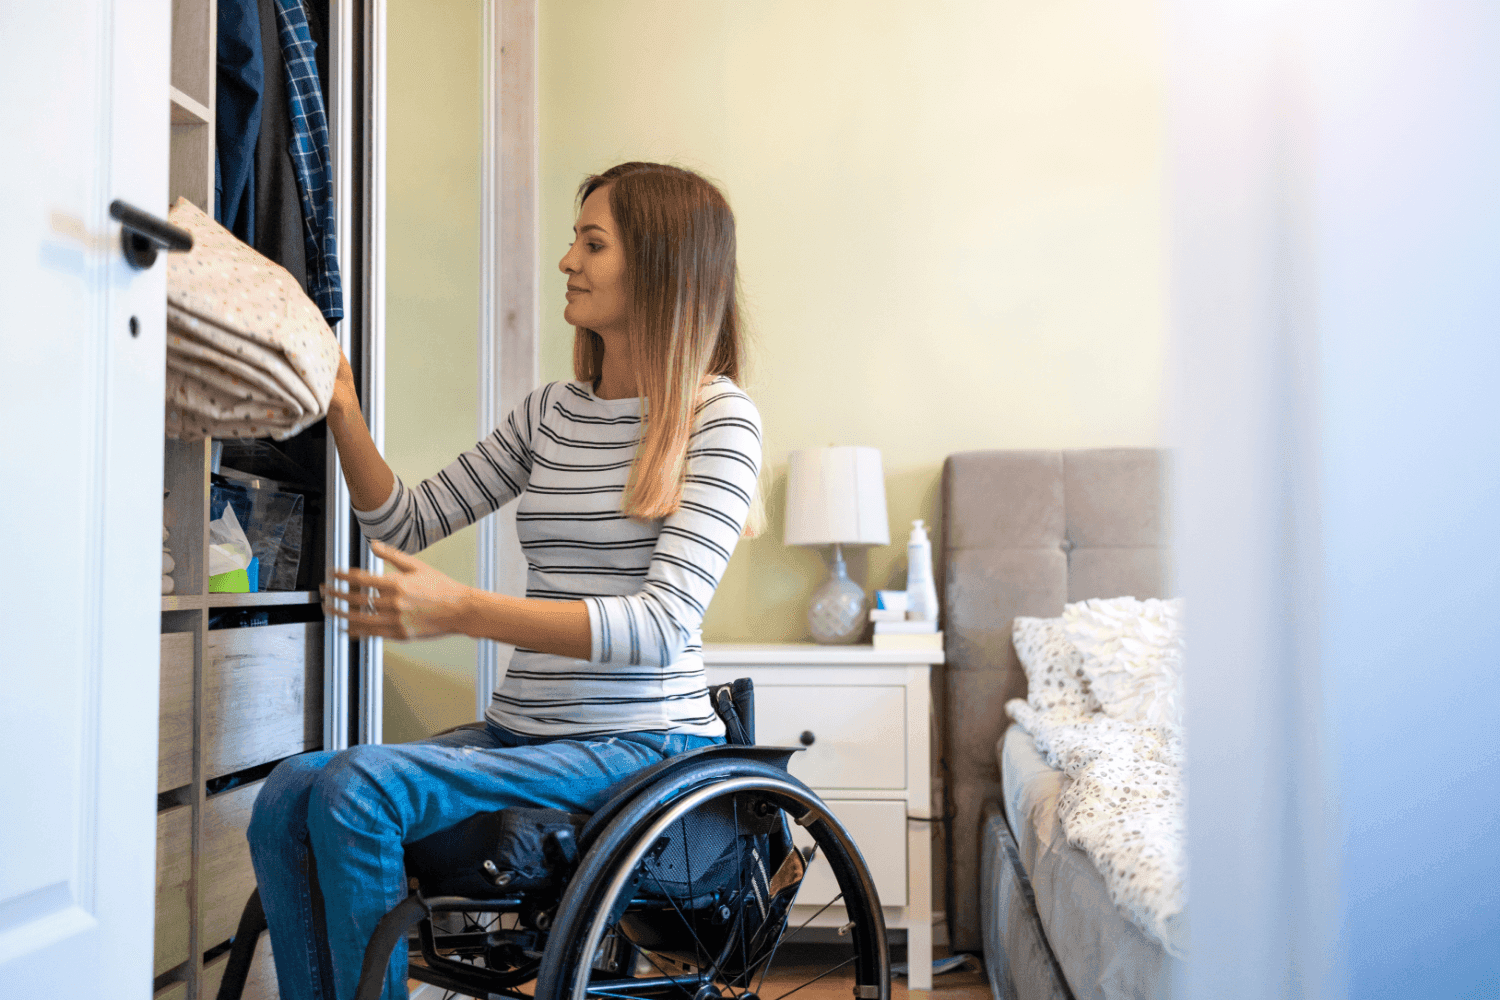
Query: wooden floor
410,945,992,1000
757,944,989,1000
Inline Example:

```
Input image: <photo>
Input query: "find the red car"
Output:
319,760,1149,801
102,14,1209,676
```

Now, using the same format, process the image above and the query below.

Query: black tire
534,758,889,1000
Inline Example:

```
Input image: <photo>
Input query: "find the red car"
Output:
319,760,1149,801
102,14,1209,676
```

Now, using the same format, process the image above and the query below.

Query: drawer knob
799,730,816,747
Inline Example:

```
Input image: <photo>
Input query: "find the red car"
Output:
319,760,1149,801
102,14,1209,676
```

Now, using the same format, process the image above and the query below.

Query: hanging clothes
252,0,308,292
272,0,343,324
164,197,340,441
303,0,330,96
214,0,264,242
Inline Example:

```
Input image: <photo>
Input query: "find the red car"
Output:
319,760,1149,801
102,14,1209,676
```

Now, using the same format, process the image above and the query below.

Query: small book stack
869,591,942,651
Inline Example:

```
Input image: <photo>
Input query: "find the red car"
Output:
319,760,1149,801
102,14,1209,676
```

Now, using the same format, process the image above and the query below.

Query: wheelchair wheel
534,757,889,1000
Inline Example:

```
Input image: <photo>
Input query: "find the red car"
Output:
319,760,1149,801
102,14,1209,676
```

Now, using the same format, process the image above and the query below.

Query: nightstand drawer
790,799,907,907
755,684,906,789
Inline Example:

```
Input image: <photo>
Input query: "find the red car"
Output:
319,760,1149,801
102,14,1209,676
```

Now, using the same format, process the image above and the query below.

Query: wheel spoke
765,955,859,1000
733,795,750,987
751,886,838,997
640,862,741,999
632,944,704,999
709,891,754,988
588,987,689,1000
554,775,880,1000
684,818,703,976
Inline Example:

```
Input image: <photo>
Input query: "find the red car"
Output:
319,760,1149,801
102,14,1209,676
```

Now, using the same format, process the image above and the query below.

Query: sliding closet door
0,1,170,996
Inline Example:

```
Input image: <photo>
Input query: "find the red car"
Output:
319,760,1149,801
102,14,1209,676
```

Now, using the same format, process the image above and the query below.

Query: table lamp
784,446,890,644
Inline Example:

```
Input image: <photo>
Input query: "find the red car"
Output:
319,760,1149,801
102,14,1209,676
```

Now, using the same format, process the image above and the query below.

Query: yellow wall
382,0,483,741
378,0,1170,737
540,0,1169,641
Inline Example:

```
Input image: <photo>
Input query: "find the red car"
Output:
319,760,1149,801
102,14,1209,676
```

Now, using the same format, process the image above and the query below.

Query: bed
940,449,1184,1000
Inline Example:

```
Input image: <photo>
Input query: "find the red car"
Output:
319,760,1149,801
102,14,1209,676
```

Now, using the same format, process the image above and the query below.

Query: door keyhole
129,316,139,337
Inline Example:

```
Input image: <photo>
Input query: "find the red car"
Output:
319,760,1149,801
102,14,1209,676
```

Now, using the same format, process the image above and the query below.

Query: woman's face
559,186,628,337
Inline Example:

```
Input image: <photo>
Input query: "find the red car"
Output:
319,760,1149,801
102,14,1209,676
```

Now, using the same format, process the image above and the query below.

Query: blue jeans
246,724,721,1000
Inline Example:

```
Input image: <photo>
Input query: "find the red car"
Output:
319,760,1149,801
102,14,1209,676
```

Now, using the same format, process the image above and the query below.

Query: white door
0,2,170,997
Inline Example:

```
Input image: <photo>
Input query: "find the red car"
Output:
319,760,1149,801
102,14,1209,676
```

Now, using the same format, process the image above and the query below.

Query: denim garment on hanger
215,0,264,242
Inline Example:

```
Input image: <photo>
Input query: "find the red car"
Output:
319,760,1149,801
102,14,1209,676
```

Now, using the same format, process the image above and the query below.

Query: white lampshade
784,447,890,547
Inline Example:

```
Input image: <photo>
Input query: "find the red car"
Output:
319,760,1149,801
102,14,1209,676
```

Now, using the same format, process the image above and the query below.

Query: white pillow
1061,596,1184,728
1012,615,1097,716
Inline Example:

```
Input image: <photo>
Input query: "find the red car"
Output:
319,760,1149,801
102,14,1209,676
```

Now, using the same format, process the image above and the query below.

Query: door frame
326,0,388,749
475,0,540,719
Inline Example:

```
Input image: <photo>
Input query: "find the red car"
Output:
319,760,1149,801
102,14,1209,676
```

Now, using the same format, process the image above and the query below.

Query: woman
246,162,763,1000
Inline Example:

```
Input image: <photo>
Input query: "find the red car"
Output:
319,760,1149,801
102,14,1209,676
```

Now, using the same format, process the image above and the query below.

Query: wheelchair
215,680,890,1000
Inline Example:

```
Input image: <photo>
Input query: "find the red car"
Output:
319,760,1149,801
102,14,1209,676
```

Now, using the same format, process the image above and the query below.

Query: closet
153,2,373,997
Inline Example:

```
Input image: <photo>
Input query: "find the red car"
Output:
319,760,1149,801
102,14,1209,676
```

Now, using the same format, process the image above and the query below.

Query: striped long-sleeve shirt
353,377,762,737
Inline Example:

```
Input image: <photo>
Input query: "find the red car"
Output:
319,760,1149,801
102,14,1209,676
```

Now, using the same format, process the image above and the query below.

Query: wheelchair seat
402,744,799,900
215,682,890,1000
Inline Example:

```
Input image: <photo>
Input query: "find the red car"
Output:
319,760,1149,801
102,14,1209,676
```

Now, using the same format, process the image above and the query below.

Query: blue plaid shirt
274,0,343,322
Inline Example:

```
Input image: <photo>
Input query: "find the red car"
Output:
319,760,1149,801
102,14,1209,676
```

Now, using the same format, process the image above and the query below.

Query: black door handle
799,730,816,747
109,199,193,270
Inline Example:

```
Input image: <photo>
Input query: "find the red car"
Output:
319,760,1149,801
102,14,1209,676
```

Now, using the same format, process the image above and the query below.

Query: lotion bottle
905,519,939,624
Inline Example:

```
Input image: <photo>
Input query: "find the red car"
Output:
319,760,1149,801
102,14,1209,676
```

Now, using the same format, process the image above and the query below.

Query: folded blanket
164,197,339,440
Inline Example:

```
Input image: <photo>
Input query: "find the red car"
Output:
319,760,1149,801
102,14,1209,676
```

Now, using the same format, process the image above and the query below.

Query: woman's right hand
330,350,359,420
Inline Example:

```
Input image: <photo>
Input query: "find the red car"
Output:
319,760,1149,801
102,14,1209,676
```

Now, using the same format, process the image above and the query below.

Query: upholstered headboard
941,449,1173,952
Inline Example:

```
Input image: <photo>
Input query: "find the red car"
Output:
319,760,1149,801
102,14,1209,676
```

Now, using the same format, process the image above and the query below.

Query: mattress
981,804,1074,1000
995,723,1179,1000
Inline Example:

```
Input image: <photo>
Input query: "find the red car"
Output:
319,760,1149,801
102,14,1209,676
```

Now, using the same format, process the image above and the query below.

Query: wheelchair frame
217,720,890,1000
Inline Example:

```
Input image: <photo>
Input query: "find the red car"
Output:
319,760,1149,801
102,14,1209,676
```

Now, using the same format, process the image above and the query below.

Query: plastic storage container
209,481,305,591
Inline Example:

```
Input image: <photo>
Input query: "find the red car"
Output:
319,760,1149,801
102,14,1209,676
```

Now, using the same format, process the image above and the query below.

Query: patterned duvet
991,723,1183,1000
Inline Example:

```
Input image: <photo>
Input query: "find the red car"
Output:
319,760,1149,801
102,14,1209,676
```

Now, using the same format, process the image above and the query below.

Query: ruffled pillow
1012,615,1097,716
1061,596,1184,728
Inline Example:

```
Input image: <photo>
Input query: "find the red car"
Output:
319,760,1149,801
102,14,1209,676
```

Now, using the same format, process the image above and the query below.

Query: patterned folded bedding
164,197,339,441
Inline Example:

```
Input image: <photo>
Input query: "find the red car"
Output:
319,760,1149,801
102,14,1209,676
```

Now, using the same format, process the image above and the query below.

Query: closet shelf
169,86,211,126
209,590,320,608
161,594,204,611
161,591,321,612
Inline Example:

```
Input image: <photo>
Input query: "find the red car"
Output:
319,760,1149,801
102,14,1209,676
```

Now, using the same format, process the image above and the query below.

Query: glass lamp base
808,546,868,645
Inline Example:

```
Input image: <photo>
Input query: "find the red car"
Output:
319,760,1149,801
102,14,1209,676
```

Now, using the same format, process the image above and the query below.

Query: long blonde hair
572,163,761,532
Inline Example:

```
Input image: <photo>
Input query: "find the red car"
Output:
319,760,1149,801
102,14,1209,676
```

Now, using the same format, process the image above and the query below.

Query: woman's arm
324,381,559,646
323,539,591,660
323,384,761,665
327,352,398,513
350,381,543,554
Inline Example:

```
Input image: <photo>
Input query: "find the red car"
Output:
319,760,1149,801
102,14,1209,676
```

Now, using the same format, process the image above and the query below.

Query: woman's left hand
322,539,473,640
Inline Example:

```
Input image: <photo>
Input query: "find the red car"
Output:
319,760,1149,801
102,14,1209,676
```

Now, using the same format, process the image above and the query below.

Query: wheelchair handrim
566,774,889,1000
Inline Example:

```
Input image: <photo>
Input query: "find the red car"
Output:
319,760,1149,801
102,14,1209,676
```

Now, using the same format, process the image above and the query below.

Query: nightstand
703,643,944,991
